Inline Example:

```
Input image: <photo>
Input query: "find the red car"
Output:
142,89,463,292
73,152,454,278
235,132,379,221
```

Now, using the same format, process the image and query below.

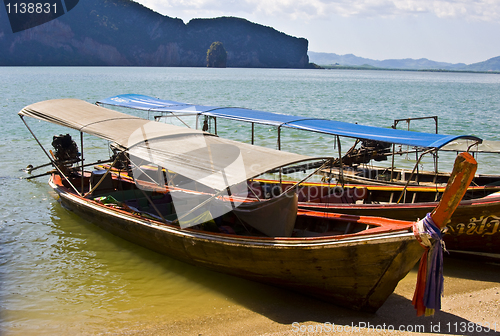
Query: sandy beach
108,255,500,336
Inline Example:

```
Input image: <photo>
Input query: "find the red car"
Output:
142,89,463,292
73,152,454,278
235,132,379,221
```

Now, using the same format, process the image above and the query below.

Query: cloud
137,0,500,21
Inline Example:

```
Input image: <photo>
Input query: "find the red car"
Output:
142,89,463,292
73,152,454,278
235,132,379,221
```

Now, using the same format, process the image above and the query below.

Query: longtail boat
20,99,475,313
96,94,500,254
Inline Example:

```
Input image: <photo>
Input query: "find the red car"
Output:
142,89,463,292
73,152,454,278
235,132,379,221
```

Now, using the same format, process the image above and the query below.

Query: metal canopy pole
279,167,282,187
415,149,419,184
277,126,282,187
251,122,254,145
153,113,193,128
20,115,82,196
393,116,438,132
336,136,344,188
172,112,193,128
391,144,395,182
80,132,84,194
277,126,281,150
434,151,439,175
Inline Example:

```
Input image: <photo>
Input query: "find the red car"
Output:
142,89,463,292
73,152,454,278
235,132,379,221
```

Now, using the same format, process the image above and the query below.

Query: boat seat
90,170,114,195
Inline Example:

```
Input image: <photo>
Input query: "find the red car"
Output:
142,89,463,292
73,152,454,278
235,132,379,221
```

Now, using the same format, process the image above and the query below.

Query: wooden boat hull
286,183,500,254
247,178,500,254
300,196,500,254
50,175,423,313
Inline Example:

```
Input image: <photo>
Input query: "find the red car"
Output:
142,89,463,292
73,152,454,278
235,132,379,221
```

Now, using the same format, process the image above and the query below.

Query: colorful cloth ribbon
412,213,446,316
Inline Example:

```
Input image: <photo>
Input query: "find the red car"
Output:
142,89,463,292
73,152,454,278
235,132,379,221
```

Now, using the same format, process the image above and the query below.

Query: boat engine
110,143,130,171
342,140,392,166
51,134,80,174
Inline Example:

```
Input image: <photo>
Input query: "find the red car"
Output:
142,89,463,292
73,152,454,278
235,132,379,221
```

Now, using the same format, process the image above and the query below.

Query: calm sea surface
1,67,500,335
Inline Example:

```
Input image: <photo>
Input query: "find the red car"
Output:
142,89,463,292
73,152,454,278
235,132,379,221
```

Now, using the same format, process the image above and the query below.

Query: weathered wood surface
299,198,500,253
430,152,477,228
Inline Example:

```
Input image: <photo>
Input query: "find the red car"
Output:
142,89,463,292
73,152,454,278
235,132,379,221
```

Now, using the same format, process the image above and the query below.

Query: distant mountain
463,56,500,71
308,51,500,71
308,52,374,67
0,0,309,68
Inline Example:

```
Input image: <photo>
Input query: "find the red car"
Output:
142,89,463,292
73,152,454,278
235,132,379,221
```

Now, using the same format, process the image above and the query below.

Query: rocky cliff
0,0,309,68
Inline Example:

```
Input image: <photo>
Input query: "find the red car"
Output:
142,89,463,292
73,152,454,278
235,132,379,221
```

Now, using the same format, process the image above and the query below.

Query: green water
1,67,500,335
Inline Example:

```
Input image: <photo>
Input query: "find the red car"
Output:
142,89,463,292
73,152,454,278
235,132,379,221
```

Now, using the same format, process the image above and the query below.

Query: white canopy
441,139,500,153
19,99,326,191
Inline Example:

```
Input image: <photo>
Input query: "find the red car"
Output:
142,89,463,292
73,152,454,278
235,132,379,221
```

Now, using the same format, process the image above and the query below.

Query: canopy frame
97,94,481,149
97,94,483,191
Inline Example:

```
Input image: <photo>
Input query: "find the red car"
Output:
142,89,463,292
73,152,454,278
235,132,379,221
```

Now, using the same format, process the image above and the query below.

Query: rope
412,213,447,316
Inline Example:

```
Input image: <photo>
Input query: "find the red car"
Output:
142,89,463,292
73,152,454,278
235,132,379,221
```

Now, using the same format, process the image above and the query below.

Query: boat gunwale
298,194,500,209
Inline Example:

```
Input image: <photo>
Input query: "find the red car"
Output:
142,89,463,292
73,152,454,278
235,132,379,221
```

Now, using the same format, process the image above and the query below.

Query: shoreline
319,65,500,75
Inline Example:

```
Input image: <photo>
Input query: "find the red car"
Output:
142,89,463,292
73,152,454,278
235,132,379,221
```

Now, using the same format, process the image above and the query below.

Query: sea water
1,67,500,335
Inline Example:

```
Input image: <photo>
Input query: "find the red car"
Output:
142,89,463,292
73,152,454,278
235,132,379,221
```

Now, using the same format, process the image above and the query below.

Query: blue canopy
98,94,481,149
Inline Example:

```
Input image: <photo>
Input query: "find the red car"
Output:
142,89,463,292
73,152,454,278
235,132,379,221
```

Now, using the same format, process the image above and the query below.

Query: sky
133,0,500,65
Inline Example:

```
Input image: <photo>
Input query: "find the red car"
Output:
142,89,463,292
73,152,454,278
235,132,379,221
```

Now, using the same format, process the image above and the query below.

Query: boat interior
54,168,393,239
251,178,500,205
323,164,500,188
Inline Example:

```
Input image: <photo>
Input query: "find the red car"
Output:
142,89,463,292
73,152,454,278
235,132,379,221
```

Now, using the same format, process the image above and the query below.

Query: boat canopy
97,94,482,149
441,140,500,153
19,99,325,191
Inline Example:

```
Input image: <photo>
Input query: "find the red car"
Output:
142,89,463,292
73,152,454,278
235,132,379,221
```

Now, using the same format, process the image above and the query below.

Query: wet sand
112,255,500,336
